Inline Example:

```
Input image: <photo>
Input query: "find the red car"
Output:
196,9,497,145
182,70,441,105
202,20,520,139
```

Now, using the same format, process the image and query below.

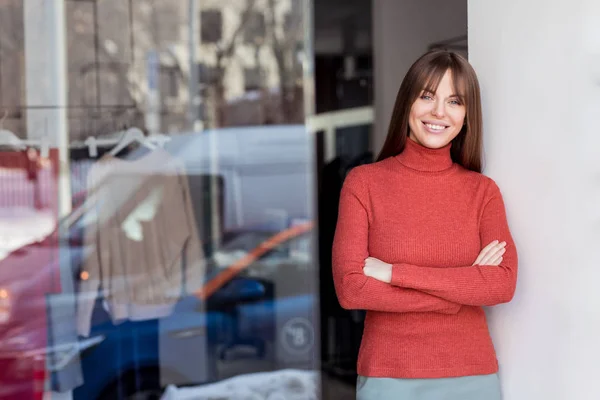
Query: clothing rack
0,127,170,159
72,127,171,157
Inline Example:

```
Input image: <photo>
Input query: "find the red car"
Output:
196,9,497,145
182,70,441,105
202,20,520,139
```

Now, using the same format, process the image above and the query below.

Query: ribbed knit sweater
332,138,518,379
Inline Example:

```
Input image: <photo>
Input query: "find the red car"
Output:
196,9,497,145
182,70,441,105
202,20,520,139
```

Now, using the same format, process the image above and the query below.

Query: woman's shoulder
454,165,503,196
344,158,394,183
340,160,392,198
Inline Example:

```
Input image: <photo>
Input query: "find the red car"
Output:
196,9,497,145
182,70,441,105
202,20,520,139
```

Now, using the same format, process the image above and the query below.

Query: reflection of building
64,0,190,138
0,0,26,135
195,0,305,128
0,0,191,139
0,0,304,141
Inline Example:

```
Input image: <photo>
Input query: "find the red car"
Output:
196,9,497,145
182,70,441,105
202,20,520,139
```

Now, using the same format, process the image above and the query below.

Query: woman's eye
421,95,433,100
449,99,462,105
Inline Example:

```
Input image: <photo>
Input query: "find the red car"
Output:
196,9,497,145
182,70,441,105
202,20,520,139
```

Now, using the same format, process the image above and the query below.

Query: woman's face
408,69,466,149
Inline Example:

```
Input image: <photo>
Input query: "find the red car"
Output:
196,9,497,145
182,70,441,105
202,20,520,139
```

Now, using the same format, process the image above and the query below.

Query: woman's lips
422,121,449,134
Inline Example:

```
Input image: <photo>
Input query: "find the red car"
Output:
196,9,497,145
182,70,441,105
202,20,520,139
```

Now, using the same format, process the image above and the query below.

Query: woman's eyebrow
421,90,464,99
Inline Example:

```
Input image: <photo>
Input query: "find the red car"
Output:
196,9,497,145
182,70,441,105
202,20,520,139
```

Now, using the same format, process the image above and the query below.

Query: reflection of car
0,223,77,399
0,126,316,399
74,225,317,400
0,211,316,400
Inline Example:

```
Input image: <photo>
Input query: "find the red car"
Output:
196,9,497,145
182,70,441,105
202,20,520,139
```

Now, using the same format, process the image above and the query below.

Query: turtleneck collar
394,138,454,172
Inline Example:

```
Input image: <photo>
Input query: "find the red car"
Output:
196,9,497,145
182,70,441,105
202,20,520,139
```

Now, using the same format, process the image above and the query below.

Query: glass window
243,67,263,91
0,0,318,399
201,10,223,44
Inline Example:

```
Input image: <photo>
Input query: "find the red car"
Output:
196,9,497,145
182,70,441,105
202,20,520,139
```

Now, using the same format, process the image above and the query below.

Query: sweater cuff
390,263,407,287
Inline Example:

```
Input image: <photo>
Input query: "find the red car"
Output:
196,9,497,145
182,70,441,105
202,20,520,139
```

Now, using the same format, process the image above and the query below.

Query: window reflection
0,0,316,399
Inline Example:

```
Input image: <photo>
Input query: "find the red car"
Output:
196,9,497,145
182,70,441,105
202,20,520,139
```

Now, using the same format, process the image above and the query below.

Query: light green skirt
356,373,502,400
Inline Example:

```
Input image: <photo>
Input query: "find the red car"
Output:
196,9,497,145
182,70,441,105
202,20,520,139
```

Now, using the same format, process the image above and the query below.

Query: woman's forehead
422,69,466,95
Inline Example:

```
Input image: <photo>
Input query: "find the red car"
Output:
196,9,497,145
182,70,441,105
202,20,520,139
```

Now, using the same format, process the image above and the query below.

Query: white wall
371,0,467,152
470,1,600,399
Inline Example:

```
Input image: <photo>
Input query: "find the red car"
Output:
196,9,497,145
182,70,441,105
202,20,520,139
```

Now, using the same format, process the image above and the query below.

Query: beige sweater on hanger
77,149,205,337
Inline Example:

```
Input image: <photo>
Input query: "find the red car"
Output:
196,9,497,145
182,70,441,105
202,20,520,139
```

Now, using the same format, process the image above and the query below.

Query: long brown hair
376,50,483,172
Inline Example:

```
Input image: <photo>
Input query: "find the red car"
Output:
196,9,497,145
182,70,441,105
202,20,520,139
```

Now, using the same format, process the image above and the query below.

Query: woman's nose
431,101,445,118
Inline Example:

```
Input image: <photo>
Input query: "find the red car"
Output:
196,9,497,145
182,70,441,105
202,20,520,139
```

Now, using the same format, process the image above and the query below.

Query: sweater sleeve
332,169,461,314
390,180,518,306
178,171,206,294
76,164,105,337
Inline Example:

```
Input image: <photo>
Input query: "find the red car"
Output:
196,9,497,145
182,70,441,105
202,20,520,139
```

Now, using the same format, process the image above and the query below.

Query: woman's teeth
425,123,446,131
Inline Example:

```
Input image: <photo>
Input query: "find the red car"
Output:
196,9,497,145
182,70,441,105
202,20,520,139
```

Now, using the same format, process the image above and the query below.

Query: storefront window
0,1,317,399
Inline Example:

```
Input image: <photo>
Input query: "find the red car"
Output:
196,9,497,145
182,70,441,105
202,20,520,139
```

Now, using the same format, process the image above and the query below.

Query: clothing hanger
82,127,156,158
109,127,157,156
0,110,23,148
146,133,171,148
83,128,171,158
0,110,50,157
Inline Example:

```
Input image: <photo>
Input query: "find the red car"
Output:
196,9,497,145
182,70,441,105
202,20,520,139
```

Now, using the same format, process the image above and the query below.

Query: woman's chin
412,134,452,149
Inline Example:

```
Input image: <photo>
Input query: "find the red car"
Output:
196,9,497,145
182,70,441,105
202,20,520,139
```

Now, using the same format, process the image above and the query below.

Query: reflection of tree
0,0,25,133
0,0,22,55
203,0,304,128
266,0,303,123
0,0,193,138
79,62,134,114
204,0,258,128
0,0,306,136
68,0,189,137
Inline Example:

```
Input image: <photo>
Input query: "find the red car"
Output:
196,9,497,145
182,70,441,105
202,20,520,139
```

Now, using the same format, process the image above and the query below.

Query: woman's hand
363,241,505,284
363,257,393,283
473,240,506,266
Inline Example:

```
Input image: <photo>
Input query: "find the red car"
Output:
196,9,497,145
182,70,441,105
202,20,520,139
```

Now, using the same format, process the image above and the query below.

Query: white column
24,0,71,218
25,2,73,399
188,0,202,131
469,1,600,399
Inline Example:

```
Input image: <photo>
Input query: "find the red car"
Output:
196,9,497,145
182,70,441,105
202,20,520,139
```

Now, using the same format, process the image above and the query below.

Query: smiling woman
377,50,483,172
408,70,466,149
332,50,517,400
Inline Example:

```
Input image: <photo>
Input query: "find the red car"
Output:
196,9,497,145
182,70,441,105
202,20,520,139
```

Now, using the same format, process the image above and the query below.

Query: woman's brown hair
376,50,483,172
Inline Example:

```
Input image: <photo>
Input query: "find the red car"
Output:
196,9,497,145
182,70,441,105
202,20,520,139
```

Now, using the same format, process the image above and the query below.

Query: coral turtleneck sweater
332,138,518,378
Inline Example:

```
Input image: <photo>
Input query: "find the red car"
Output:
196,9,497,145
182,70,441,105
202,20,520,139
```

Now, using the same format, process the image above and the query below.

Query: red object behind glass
0,148,59,400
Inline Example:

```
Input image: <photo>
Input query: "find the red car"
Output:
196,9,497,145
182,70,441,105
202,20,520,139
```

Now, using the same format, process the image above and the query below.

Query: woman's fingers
479,244,505,265
482,245,506,265
491,256,504,266
476,241,506,265
474,240,503,265
473,240,499,265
